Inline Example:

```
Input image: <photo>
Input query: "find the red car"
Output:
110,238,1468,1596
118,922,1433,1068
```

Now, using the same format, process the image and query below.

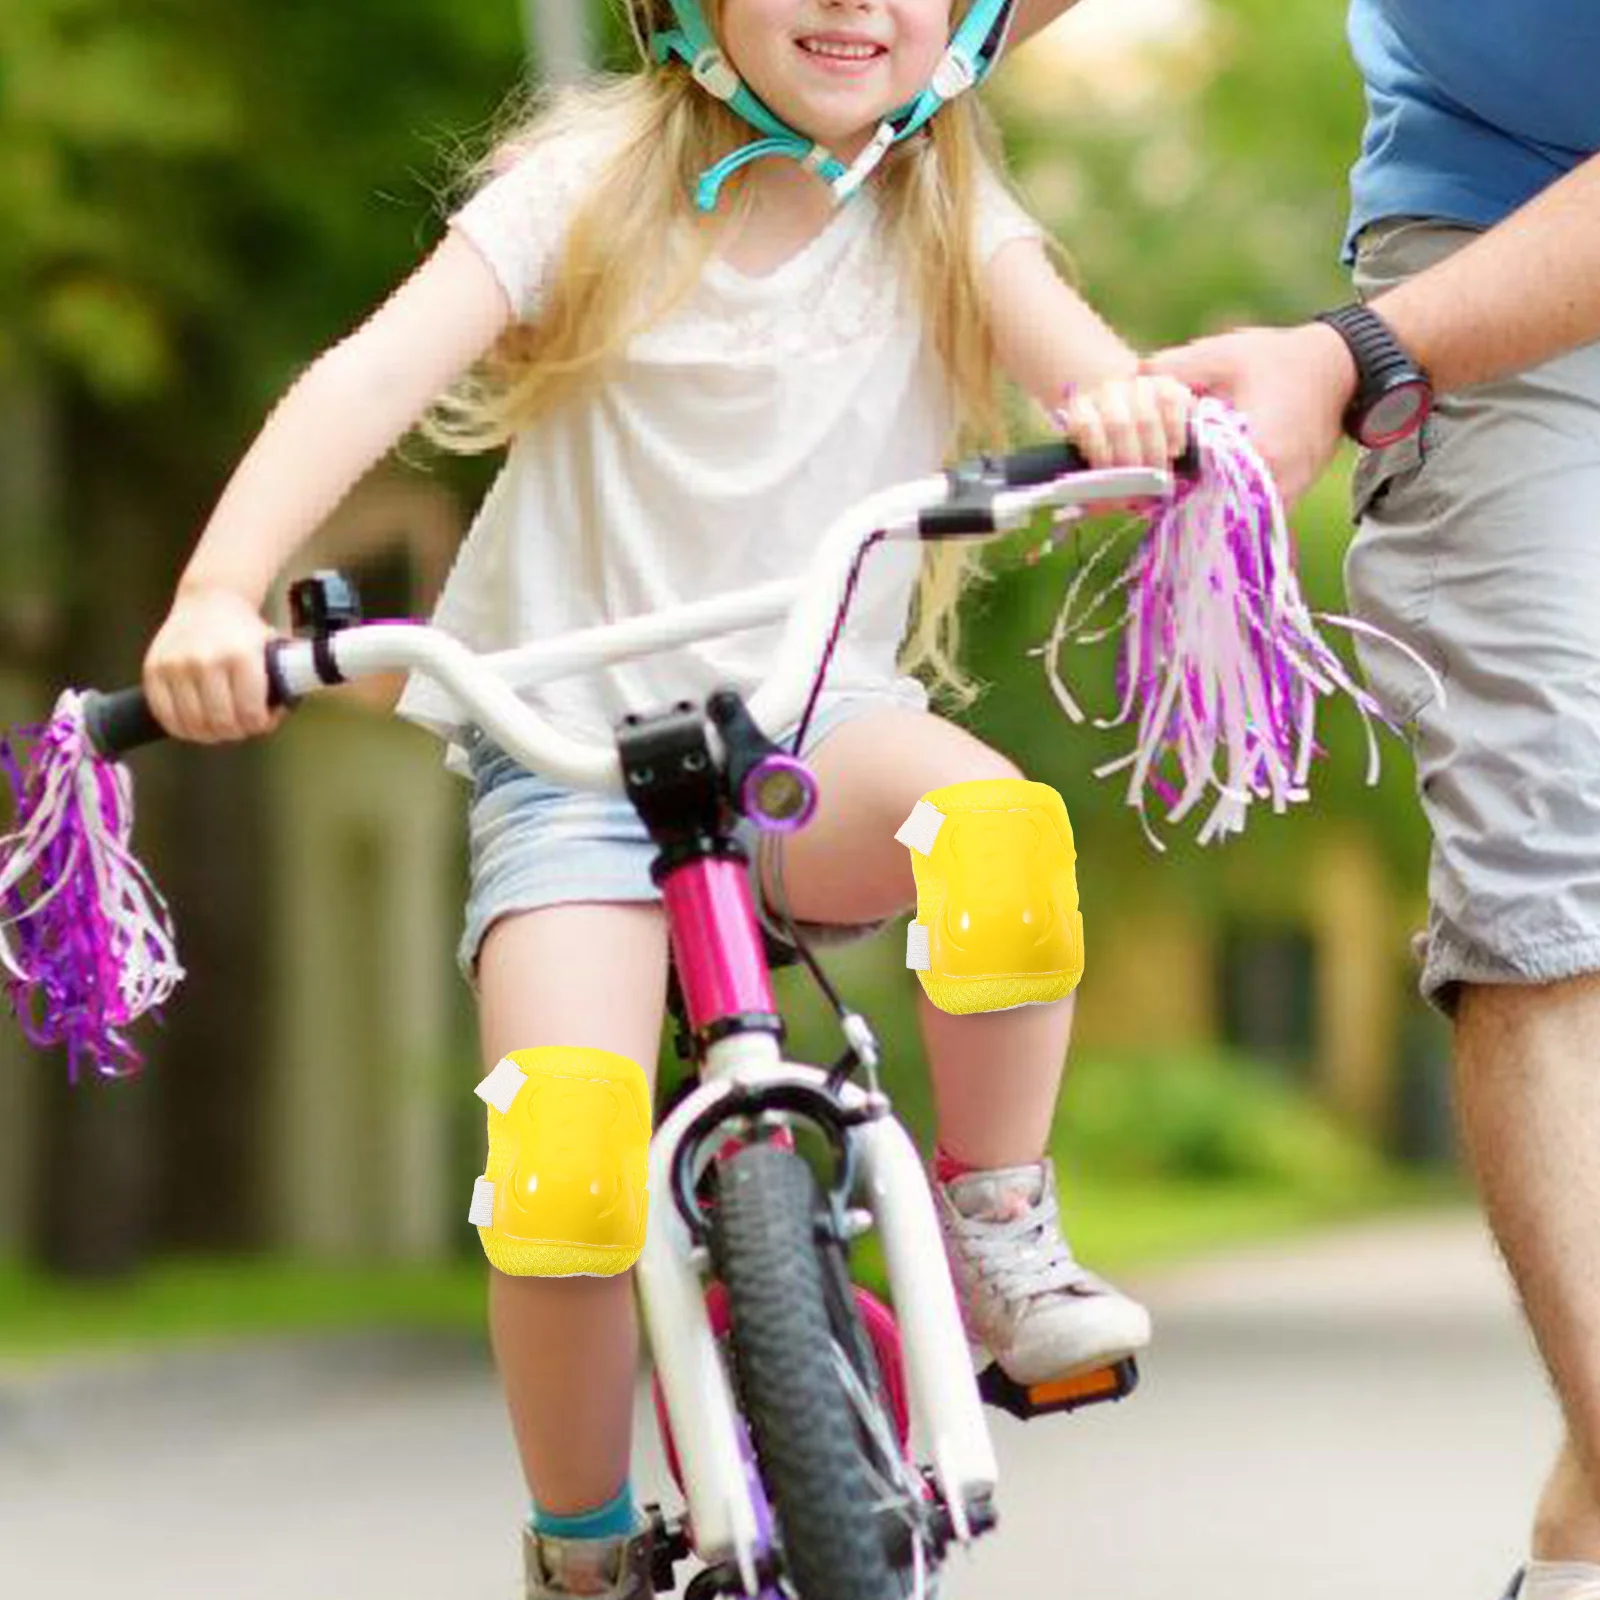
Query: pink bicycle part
660,855,775,1033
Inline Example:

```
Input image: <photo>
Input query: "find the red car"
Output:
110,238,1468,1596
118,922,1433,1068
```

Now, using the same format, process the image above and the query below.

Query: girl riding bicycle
142,0,1193,1594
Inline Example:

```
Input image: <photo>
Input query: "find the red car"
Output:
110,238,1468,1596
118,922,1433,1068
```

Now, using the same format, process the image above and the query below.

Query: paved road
0,1209,1558,1600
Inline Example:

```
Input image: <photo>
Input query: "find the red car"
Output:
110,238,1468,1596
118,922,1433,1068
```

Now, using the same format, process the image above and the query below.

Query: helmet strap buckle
691,47,741,101
931,45,977,100
831,120,898,203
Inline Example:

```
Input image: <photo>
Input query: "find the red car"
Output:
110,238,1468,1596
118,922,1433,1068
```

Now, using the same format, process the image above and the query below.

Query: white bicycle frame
273,458,1169,1595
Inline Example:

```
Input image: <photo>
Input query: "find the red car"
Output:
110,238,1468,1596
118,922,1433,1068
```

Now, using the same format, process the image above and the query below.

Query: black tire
713,1139,900,1600
816,1229,923,1576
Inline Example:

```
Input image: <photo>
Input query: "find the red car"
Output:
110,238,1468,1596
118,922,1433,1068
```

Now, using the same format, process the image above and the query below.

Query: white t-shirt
397,124,1044,764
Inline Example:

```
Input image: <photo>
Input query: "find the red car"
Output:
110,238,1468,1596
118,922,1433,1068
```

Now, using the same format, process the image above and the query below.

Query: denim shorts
457,685,929,982
1347,217,1600,1015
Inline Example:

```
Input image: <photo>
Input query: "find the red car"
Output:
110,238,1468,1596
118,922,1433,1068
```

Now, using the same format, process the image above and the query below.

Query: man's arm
1007,0,1085,51
1376,150,1600,391
1148,149,1600,503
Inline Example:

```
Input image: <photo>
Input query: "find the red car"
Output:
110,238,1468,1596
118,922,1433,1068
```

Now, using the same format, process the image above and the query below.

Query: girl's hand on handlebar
1053,373,1195,470
143,587,285,743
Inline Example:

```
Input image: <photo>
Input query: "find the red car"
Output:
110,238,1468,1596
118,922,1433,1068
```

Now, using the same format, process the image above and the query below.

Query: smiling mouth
797,38,888,65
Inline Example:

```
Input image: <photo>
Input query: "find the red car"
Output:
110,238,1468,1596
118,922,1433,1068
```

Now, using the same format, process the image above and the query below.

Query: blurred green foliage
1000,0,1362,343
0,0,1432,887
0,0,1363,414
0,0,1449,1296
0,0,522,426
971,1,1433,897
967,464,1434,897
1061,1047,1384,1193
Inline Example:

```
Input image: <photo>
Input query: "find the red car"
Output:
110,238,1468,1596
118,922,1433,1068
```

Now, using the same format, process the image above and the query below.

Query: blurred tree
976,0,1431,894
0,0,1427,1274
0,0,527,1275
997,0,1364,344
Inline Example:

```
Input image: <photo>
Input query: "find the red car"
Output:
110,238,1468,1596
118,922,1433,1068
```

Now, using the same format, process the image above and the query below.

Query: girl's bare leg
763,707,1072,1151
919,990,1075,1167
765,707,1151,1382
476,902,669,1515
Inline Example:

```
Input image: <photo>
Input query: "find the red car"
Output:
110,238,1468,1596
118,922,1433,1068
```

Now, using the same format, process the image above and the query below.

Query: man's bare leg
1532,1441,1600,1563
1456,973,1600,1562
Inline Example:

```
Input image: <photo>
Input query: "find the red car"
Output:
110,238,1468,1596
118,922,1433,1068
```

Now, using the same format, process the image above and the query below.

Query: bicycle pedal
976,1355,1139,1420
642,1503,691,1593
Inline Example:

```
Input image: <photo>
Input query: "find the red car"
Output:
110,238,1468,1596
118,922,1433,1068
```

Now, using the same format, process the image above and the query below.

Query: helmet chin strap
650,0,1016,211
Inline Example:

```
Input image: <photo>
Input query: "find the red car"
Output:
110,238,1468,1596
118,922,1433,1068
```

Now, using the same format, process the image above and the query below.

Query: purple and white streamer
1033,397,1442,850
0,690,183,1080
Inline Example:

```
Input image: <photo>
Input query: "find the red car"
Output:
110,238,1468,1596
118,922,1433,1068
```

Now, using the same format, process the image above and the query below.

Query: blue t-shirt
1346,0,1600,257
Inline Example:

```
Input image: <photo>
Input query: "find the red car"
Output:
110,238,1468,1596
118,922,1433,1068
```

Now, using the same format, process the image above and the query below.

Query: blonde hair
427,0,1018,707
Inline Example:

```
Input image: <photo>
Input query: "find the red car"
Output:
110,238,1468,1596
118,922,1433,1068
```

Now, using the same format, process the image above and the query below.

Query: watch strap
1314,303,1430,441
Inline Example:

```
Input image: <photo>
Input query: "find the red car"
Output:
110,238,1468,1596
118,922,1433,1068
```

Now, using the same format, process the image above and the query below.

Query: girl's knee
923,746,1025,792
476,902,668,1070
970,750,1025,785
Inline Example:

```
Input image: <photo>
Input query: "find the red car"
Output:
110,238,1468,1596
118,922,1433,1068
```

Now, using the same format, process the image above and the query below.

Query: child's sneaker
523,1524,654,1599
934,1157,1151,1386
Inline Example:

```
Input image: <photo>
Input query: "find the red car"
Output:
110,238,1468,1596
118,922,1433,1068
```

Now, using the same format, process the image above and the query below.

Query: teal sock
530,1482,638,1542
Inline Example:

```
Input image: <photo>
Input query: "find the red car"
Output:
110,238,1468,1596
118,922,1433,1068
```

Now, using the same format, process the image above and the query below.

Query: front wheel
713,1139,901,1600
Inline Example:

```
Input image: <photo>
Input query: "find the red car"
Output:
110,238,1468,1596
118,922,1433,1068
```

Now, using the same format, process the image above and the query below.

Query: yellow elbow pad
897,778,1085,1015
467,1046,651,1277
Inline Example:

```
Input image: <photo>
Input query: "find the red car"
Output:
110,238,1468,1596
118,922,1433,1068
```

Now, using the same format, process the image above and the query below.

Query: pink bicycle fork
649,851,915,1562
658,854,778,1046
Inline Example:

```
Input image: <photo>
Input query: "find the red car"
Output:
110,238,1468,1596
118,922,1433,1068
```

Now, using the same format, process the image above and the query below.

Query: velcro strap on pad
474,1056,528,1115
894,799,946,857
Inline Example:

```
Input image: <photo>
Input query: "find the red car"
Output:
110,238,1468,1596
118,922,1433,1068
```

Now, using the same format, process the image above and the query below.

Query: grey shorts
1346,217,1600,1015
456,684,929,983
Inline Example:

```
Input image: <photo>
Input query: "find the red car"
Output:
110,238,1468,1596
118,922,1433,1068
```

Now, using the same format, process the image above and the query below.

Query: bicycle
77,439,1168,1600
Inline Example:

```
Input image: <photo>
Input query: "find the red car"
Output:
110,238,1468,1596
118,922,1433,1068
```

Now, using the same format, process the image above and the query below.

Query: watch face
1360,381,1431,448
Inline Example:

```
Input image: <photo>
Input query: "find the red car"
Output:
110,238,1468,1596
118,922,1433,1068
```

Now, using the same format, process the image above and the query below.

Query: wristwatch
1313,303,1432,448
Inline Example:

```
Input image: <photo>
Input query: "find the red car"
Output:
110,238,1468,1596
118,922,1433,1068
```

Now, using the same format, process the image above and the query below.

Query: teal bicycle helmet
649,0,1018,211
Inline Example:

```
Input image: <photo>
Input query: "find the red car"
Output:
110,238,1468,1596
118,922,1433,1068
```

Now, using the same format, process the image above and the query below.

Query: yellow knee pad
467,1046,651,1277
896,778,1085,1015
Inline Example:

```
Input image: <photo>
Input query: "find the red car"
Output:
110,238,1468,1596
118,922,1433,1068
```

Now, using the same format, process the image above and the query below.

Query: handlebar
85,442,1178,790
987,437,1199,487
83,687,172,757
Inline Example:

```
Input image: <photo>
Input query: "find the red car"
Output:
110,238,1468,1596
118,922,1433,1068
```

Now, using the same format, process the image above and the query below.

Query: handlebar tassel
1032,397,1441,849
0,690,183,1081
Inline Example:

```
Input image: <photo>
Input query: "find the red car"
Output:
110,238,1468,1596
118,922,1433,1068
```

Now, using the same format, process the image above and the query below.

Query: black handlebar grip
80,645,293,760
995,436,1202,487
82,687,166,759
997,440,1090,487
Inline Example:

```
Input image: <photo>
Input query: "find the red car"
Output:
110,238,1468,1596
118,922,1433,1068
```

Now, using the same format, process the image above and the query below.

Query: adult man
1011,3,1600,1595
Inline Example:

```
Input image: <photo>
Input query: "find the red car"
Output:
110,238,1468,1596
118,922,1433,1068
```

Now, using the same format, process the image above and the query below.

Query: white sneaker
935,1157,1151,1387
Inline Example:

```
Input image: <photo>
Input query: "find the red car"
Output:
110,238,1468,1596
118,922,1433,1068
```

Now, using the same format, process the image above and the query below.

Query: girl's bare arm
145,229,514,740
986,235,1137,401
985,236,1190,465
178,230,513,608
